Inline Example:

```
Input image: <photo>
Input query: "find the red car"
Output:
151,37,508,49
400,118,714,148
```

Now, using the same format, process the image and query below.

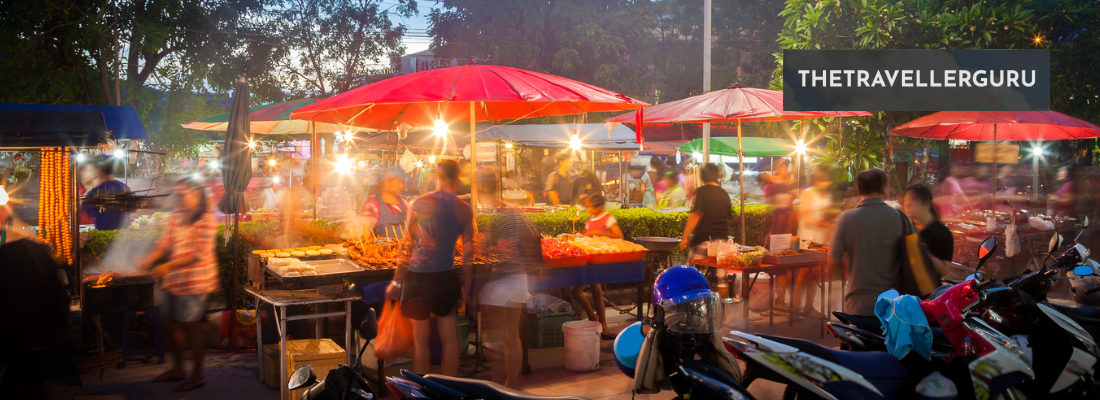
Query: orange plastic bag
374,300,412,361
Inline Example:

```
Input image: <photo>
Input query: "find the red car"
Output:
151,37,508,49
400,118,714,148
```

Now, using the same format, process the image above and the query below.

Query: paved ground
63,279,1080,400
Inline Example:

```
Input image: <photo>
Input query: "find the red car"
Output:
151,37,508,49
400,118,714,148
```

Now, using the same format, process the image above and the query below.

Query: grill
83,274,155,313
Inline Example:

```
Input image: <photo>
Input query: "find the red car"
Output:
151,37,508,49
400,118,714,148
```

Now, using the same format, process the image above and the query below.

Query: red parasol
890,111,1100,141
290,64,645,214
891,110,1100,205
606,86,870,241
291,64,646,129
605,86,869,124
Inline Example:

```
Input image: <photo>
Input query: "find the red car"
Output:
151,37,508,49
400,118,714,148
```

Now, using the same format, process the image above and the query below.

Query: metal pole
1033,147,1040,203
992,125,997,208
311,121,318,219
470,102,478,223
702,0,712,162
738,120,746,242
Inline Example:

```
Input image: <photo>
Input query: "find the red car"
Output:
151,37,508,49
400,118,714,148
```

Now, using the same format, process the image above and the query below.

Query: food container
588,251,647,265
543,255,588,269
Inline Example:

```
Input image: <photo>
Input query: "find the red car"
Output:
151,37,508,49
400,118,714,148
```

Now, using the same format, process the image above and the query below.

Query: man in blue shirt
80,157,132,230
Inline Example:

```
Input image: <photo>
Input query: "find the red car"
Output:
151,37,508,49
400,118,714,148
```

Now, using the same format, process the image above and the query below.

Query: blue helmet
653,265,713,307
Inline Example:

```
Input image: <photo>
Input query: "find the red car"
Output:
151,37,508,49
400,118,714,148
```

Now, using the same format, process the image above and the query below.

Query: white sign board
769,234,792,254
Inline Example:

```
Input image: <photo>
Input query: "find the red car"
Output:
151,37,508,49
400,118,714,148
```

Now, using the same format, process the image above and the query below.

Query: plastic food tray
543,255,588,269
588,250,647,265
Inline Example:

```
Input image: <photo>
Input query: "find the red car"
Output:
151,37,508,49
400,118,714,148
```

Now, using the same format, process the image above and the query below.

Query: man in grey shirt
829,169,905,315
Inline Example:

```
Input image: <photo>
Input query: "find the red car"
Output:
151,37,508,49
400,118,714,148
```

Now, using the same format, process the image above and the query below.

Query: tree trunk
919,140,930,184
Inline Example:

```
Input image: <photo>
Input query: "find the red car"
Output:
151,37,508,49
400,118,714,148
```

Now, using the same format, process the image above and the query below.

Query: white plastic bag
1005,222,1020,257
1028,216,1055,231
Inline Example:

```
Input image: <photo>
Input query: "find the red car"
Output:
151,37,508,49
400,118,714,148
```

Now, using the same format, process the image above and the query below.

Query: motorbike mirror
1049,234,1064,254
287,365,317,391
965,273,982,281
978,237,997,262
1084,216,1090,229
360,308,378,343
1073,265,1095,277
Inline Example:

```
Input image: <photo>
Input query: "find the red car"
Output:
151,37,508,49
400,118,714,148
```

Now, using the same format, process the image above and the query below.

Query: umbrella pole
310,121,318,219
470,102,478,228
992,125,997,209
229,212,239,351
738,120,745,243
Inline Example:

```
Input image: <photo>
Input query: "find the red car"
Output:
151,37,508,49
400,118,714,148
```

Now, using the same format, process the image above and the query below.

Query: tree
267,0,417,97
771,0,1040,191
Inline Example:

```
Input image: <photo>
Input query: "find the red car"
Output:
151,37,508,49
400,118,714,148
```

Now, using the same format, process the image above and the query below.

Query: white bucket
562,320,603,372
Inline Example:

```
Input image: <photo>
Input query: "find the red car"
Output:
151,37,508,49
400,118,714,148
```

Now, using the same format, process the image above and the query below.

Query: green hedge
480,205,776,246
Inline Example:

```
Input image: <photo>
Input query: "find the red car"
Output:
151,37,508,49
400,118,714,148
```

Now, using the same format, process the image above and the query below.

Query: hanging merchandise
675,150,682,164
398,149,418,173
37,148,73,265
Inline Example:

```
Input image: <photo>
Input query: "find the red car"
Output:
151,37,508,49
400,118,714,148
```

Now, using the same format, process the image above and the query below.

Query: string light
433,119,449,138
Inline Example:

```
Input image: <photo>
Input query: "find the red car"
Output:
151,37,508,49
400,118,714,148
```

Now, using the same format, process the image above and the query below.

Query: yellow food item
260,252,275,258
305,250,320,257
282,249,297,252
291,251,306,257
276,252,292,257
319,249,334,255
252,250,265,255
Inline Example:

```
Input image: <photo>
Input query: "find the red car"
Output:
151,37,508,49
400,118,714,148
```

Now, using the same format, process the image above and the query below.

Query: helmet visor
663,293,724,333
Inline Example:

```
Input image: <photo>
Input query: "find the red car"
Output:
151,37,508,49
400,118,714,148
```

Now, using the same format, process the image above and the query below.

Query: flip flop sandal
152,372,184,382
173,380,205,392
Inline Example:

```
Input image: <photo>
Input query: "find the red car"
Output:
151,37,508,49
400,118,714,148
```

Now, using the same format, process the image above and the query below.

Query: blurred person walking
1050,164,1084,217
764,159,795,236
658,171,687,208
570,168,603,205
136,178,219,392
80,156,132,230
544,155,573,205
386,160,473,376
477,175,542,388
680,164,731,259
829,169,905,316
933,164,971,219
787,165,836,316
903,184,953,278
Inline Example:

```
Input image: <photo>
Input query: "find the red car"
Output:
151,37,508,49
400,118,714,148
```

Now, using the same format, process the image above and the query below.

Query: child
574,193,619,338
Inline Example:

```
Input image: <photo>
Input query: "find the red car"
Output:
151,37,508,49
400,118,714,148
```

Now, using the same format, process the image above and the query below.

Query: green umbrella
679,137,796,157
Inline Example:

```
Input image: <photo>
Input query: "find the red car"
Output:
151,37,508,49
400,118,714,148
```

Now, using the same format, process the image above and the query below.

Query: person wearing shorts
386,159,473,377
137,178,219,392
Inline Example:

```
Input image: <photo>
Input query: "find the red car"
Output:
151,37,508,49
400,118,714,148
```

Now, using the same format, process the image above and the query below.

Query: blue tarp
0,103,149,140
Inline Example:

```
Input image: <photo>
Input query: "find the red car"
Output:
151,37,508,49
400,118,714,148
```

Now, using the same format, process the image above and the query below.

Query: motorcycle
613,265,756,400
728,237,1035,400
287,309,380,400
830,225,1100,397
386,369,590,400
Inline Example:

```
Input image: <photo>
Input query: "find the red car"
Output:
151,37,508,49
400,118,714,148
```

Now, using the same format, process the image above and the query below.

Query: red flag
635,108,644,150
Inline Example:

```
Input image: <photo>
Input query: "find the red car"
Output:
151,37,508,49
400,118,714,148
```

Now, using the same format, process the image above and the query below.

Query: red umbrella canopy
605,86,870,124
890,111,1100,141
290,64,647,129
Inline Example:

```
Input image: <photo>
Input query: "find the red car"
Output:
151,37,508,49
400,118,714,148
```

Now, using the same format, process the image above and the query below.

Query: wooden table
246,288,377,399
693,258,829,337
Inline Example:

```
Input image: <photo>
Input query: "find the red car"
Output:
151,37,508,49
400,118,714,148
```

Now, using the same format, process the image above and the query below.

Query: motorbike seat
758,335,908,399
832,312,953,351
424,374,589,400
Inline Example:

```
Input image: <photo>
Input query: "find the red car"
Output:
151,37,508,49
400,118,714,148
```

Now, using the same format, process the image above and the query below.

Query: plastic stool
117,307,165,368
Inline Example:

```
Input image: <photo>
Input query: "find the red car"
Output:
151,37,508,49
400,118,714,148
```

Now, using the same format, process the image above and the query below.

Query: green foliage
479,205,776,246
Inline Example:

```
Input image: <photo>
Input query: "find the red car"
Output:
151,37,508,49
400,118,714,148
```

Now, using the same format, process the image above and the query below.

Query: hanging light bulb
433,119,449,138
345,131,354,142
273,176,281,184
357,160,366,168
0,185,8,206
248,138,256,149
76,153,86,163
429,155,437,164
113,149,124,159
209,160,219,169
415,161,424,168
505,142,513,149
569,134,582,151
268,159,277,166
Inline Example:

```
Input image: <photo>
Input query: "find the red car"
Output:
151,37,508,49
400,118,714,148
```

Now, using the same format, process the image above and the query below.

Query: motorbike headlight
966,319,1031,366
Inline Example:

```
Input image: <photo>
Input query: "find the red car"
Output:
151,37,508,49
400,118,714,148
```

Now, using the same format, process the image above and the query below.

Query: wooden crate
285,339,346,400
262,344,280,389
